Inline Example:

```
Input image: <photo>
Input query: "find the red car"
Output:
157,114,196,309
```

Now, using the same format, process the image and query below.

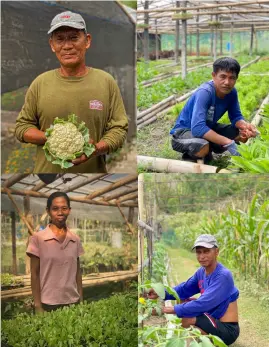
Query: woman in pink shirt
26,192,84,314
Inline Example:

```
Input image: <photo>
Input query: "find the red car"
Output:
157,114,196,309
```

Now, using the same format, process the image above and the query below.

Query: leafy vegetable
43,114,95,169
2,293,137,347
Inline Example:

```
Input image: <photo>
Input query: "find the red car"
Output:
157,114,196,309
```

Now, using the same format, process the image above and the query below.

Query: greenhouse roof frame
137,0,269,34
1,173,138,208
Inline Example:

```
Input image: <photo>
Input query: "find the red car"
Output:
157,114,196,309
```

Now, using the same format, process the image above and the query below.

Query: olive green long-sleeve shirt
15,68,128,173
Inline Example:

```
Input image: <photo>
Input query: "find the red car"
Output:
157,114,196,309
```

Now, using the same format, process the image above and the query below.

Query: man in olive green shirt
15,11,128,173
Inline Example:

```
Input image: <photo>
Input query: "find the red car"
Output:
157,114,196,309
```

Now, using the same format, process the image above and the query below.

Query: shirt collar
43,225,76,242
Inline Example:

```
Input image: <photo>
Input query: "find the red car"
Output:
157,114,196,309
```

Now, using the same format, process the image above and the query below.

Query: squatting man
170,57,258,162
15,11,128,173
148,235,240,346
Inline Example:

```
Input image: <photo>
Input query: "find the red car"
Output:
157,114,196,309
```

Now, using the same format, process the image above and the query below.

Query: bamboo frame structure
1,270,138,300
137,0,269,63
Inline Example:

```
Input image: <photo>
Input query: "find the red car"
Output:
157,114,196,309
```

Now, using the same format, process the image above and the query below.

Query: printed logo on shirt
198,280,205,294
89,100,103,111
206,106,215,122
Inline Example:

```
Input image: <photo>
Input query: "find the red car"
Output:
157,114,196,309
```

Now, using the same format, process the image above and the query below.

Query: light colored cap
48,11,86,34
192,234,218,250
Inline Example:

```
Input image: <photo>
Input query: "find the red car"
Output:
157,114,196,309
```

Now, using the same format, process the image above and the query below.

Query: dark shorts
195,313,240,346
171,124,239,157
40,300,80,313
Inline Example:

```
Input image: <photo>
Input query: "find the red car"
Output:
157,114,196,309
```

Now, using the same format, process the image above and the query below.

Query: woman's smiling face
48,197,71,225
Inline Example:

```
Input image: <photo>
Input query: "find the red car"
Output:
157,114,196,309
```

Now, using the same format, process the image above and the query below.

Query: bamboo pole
155,19,158,60
1,188,138,207
86,175,138,199
138,175,145,284
32,181,47,191
249,24,254,55
11,211,17,275
138,88,198,129
3,174,29,188
230,14,234,57
101,186,137,202
61,174,107,193
5,189,34,235
116,192,138,203
137,1,269,13
1,270,138,299
116,201,134,235
137,156,231,174
241,55,260,69
175,1,180,64
138,95,176,118
139,9,269,16
196,10,200,57
128,207,135,224
251,93,269,127
181,1,187,80
144,0,149,61
140,25,269,36
142,59,211,92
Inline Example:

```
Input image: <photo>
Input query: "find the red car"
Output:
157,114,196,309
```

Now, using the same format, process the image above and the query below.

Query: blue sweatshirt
170,81,244,137
165,263,239,319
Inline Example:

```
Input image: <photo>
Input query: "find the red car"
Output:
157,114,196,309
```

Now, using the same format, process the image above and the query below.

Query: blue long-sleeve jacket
170,81,244,137
165,263,239,319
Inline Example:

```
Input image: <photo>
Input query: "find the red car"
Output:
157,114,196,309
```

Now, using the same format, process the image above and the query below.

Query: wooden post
196,10,200,57
254,27,258,52
11,211,17,275
230,14,234,57
213,11,218,61
181,1,187,79
23,196,32,275
175,1,180,63
189,33,192,56
128,207,135,224
220,30,223,55
138,174,145,282
144,0,149,61
249,24,254,55
155,19,158,60
210,15,213,57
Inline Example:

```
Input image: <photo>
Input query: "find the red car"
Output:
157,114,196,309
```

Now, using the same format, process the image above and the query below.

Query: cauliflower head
43,114,95,169
47,123,84,160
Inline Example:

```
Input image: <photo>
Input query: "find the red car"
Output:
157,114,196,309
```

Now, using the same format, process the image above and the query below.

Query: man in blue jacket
148,234,240,346
170,57,258,162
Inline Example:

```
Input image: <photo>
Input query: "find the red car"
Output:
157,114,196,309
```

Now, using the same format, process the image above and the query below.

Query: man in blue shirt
148,235,240,346
170,57,258,162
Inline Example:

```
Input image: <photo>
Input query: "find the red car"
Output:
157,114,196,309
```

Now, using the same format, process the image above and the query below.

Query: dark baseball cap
48,11,86,34
192,234,218,250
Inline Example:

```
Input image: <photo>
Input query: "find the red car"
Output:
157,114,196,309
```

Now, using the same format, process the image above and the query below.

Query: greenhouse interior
137,0,269,174
1,173,138,346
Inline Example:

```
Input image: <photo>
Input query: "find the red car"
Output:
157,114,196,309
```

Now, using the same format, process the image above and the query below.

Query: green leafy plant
1,273,24,288
43,114,95,169
2,293,137,347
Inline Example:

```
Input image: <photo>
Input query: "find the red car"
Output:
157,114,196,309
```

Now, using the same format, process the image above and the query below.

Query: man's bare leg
182,317,208,346
193,143,210,158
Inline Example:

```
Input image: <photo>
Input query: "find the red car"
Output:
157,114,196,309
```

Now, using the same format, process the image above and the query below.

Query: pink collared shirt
26,225,84,305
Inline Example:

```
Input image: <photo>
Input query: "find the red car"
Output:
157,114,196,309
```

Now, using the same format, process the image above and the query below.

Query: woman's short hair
213,57,241,77
47,192,71,210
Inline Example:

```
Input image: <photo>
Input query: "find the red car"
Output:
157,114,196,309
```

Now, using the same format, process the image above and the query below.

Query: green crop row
1,273,24,288
2,293,137,347
138,68,212,110
243,58,269,73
